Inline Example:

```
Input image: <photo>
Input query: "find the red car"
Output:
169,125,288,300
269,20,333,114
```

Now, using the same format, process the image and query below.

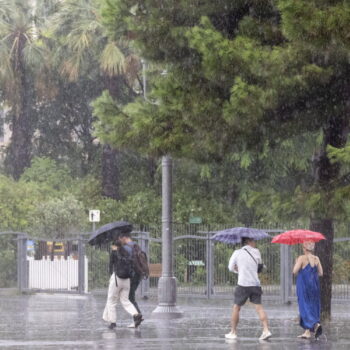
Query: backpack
114,247,133,279
131,244,149,279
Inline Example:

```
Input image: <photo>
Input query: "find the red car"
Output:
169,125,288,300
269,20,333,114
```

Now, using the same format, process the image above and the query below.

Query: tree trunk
5,35,34,180
6,108,33,180
148,156,157,186
309,115,349,321
310,218,334,321
101,144,121,200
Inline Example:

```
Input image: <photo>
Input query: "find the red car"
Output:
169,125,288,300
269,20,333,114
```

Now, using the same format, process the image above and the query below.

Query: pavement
0,292,349,349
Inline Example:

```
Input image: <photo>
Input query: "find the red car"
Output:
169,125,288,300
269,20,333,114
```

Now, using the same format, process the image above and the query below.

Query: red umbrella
271,229,326,245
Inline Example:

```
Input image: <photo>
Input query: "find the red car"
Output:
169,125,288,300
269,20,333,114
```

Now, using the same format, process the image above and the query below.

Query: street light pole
141,60,182,318
152,155,183,318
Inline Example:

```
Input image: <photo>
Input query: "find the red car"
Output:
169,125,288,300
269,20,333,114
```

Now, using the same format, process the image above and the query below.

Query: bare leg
254,304,269,333
231,304,241,333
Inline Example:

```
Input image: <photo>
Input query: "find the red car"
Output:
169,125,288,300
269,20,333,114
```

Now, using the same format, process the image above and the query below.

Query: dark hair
241,237,254,246
118,231,131,239
112,240,122,247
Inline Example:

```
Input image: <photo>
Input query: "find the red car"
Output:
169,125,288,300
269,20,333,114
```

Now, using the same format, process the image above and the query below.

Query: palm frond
23,40,48,69
100,41,125,76
61,54,83,82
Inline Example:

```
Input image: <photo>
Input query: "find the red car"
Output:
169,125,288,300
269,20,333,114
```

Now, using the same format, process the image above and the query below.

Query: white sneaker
259,330,272,340
225,332,237,339
127,322,135,328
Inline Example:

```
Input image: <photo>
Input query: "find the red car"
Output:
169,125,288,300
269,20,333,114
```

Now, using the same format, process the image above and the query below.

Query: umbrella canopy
88,221,133,246
211,227,270,245
271,229,326,245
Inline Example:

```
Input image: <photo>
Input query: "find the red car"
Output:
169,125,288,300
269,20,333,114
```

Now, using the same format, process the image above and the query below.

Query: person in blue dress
293,241,323,339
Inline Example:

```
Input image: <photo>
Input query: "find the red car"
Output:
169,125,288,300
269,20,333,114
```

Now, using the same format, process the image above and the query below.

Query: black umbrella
88,221,133,246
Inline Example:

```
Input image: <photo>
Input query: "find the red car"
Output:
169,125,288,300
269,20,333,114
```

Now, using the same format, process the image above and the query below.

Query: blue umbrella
211,227,270,244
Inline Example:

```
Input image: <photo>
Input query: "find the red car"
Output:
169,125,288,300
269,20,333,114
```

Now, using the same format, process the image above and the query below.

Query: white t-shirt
228,245,262,287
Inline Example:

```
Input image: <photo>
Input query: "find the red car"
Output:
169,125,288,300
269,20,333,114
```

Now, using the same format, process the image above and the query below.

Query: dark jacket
109,247,131,276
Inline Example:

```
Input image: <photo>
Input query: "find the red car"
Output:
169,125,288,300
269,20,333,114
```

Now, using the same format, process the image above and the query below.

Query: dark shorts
234,285,262,306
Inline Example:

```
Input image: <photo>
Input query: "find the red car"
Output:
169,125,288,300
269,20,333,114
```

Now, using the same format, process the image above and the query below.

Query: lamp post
141,60,182,318
152,155,183,318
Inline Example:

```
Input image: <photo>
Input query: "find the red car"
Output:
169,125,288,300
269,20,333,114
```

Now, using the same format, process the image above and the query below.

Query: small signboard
89,210,100,223
189,216,202,224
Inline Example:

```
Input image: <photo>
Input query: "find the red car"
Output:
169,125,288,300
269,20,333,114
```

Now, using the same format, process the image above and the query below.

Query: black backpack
131,244,149,279
114,247,133,279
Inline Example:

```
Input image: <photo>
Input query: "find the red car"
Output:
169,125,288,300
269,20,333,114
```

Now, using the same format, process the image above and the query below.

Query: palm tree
0,0,49,179
51,0,141,199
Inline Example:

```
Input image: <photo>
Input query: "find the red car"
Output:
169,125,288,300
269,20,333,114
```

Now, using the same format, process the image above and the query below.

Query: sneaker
259,330,272,340
127,322,136,328
133,314,143,328
108,323,116,330
225,332,237,339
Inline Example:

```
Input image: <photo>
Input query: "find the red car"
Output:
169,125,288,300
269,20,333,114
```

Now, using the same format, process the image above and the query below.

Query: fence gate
17,236,88,294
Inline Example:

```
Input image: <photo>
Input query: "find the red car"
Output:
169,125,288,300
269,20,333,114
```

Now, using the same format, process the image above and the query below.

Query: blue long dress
296,263,321,331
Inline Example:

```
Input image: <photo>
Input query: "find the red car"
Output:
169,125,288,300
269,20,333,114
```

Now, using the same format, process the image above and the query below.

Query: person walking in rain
118,231,144,328
102,240,143,329
293,241,323,339
225,237,272,340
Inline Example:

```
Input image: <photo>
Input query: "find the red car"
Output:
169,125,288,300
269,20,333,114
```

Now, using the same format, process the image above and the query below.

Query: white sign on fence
89,210,100,222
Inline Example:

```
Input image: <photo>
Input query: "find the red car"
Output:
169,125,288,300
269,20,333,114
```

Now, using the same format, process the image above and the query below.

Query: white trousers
102,273,138,323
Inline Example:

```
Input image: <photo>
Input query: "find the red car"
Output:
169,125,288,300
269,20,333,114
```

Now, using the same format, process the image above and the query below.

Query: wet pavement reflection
0,293,349,349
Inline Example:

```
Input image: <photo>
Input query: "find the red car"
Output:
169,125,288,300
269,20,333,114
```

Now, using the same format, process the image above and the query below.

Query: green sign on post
189,216,202,224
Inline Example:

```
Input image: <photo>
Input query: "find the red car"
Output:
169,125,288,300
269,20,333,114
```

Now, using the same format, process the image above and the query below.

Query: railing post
17,234,28,293
206,232,214,299
78,236,85,294
139,231,150,298
280,244,292,303
280,244,286,303
285,245,292,302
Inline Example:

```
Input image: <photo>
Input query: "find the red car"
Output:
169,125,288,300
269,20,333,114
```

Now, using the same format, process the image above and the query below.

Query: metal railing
2,225,350,302
132,224,350,302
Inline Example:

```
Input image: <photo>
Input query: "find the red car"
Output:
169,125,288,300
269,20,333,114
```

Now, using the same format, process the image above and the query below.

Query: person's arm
228,251,238,273
293,256,303,275
316,257,323,276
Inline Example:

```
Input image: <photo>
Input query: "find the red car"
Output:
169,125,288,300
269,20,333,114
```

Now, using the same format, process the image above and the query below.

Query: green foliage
0,175,43,231
0,241,17,288
86,246,110,289
21,157,74,192
28,195,86,238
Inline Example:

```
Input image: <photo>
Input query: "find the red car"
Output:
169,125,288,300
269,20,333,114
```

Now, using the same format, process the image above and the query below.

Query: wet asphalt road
0,292,349,349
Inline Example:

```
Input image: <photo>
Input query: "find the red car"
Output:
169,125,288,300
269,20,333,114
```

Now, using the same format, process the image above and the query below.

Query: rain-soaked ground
0,291,349,350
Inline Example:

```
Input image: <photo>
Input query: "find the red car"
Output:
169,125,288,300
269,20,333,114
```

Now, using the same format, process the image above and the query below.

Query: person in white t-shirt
225,237,272,341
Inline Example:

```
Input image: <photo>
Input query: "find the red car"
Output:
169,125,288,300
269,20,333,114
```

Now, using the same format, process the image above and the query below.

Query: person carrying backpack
102,241,143,329
118,231,149,328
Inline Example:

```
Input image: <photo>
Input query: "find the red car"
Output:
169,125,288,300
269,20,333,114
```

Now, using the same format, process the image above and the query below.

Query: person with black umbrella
118,231,148,328
102,240,143,329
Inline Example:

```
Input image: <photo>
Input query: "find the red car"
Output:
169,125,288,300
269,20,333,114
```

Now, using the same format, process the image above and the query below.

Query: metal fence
0,232,87,294
2,225,350,302
86,224,350,302
141,229,282,300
